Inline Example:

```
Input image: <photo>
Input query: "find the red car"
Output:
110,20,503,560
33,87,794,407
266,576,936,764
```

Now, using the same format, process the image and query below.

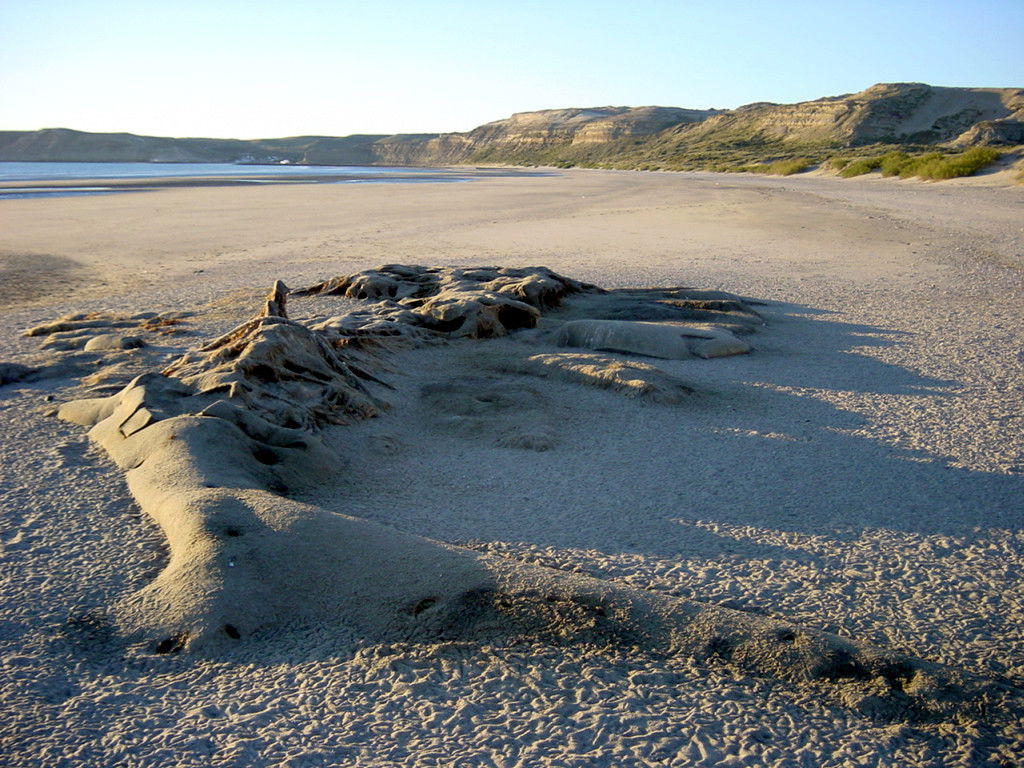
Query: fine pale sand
1,170,1022,766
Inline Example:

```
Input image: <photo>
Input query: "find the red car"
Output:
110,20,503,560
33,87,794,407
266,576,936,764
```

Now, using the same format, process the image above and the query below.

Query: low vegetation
839,156,884,178
744,158,813,176
470,130,1010,183
838,147,1001,180
915,147,1001,179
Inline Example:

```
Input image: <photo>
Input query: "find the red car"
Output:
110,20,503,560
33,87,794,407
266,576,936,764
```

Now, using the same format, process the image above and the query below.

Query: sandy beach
1,169,1022,767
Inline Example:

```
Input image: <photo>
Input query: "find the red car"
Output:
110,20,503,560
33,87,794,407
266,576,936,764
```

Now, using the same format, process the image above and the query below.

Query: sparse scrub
747,157,812,176
468,130,1001,182
879,152,910,177
836,147,1000,181
894,152,941,178
913,147,1000,180
839,156,883,177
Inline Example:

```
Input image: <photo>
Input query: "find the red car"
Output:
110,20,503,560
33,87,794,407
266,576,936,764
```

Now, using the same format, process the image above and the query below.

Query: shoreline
1,157,1020,192
2,168,1020,311
0,166,556,198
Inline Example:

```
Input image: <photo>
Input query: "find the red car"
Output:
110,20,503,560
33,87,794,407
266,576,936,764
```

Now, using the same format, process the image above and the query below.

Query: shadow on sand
311,298,1020,568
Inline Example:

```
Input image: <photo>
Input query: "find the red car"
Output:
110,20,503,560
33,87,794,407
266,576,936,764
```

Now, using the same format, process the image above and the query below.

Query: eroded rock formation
1,310,192,392
49,267,1016,721
295,265,759,363
296,264,595,339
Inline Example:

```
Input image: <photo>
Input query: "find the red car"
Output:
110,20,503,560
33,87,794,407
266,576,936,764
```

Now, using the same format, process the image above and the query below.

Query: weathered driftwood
55,269,1017,722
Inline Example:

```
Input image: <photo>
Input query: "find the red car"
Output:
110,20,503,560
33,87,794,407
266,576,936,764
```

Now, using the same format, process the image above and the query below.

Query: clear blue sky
2,0,1021,138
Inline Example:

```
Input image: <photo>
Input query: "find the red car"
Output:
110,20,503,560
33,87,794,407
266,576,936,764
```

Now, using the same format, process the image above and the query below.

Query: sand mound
1,309,195,394
420,376,558,451
494,351,695,404
51,268,1014,721
556,319,751,359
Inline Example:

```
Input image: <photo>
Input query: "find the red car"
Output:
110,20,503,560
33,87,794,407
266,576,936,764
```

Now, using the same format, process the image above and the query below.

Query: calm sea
0,161,486,199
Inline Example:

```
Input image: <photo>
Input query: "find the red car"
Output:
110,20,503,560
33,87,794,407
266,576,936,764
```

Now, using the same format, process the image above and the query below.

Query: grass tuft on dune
838,147,1001,180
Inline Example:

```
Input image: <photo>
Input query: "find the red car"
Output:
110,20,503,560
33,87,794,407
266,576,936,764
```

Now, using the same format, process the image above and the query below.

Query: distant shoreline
0,163,555,199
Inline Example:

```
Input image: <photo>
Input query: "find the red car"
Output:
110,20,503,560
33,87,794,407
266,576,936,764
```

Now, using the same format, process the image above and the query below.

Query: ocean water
0,161,481,198
0,161,436,182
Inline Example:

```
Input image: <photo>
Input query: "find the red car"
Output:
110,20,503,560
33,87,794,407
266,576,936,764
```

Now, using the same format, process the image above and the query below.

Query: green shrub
836,147,1000,181
839,156,883,177
894,152,939,178
828,157,850,171
879,152,910,177
913,147,1000,180
773,157,812,175
746,157,812,175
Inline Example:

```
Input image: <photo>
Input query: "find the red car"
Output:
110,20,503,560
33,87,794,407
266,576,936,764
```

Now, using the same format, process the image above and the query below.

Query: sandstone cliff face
660,83,1024,149
371,133,475,165
369,106,717,165
463,106,714,148
570,106,720,144
844,83,1024,144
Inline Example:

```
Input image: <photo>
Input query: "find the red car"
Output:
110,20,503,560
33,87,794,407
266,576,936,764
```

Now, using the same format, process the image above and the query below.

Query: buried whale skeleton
35,264,1020,722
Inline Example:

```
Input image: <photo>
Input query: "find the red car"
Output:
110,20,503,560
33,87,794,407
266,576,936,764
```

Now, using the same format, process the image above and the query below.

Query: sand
1,169,1022,766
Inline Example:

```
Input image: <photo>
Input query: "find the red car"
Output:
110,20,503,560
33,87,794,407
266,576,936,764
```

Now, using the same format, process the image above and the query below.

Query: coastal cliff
2,83,1020,170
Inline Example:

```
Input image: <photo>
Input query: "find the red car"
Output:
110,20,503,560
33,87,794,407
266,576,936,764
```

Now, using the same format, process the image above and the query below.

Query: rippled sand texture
1,169,1022,767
